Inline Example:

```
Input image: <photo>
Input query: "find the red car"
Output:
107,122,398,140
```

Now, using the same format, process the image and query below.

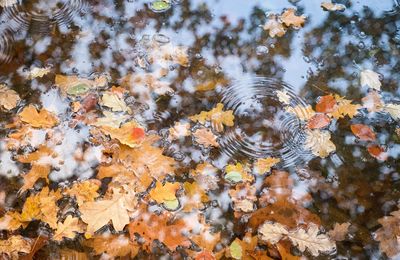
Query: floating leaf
84,234,139,258
225,163,254,183
285,104,315,121
100,91,130,112
316,95,336,113
0,235,32,258
276,90,291,105
98,121,146,148
350,124,376,141
254,157,280,175
280,8,306,28
149,0,171,12
360,69,381,90
321,2,346,11
328,222,351,242
53,215,85,242
229,239,243,260
362,91,383,112
304,129,336,158
375,209,400,258
225,171,243,183
28,66,51,79
66,83,90,96
307,113,331,129
19,105,59,128
190,103,234,132
0,84,20,111
263,15,286,38
383,103,400,120
193,127,219,148
149,181,180,206
168,122,191,140
258,222,289,244
367,145,388,161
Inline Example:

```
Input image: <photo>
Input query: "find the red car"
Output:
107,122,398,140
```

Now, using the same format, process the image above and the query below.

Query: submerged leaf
350,124,376,141
0,84,20,110
190,103,234,132
321,2,346,11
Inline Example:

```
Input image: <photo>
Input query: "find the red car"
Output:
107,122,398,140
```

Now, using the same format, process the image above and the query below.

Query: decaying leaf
20,164,50,193
64,180,100,206
263,15,287,38
280,9,306,29
375,209,400,258
84,234,139,257
190,103,234,132
28,66,51,79
253,157,280,175
350,124,376,141
258,222,289,244
360,69,381,90
0,84,20,110
321,2,346,11
0,235,32,258
304,129,336,158
168,122,191,140
100,91,130,113
193,127,219,148
53,215,85,241
328,222,351,241
229,183,257,213
19,105,59,128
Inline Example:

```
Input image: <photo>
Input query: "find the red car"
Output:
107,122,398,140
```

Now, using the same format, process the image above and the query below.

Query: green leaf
163,199,179,211
150,1,171,12
230,240,242,259
225,171,243,183
67,83,90,96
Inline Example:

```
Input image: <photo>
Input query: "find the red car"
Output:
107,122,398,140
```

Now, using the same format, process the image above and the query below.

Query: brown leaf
254,157,280,175
367,145,388,161
280,8,306,28
375,209,400,258
316,95,336,113
350,124,376,141
362,91,383,112
84,234,139,257
19,105,59,128
53,216,85,241
328,222,351,241
0,84,20,110
307,114,331,129
193,127,219,148
189,103,234,132
19,164,50,193
64,180,101,206
0,235,32,259
263,15,286,38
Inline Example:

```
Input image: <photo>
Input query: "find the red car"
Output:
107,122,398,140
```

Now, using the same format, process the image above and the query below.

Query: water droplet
256,45,269,55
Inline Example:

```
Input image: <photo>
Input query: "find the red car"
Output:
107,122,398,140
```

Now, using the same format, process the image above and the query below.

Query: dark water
0,0,400,259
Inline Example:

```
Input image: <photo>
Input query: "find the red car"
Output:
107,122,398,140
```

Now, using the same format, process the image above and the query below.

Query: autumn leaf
225,233,260,260
64,180,101,206
316,95,336,113
330,95,360,119
350,124,376,141
193,127,219,148
55,74,108,96
375,209,400,258
367,145,388,161
263,15,286,38
19,105,59,128
84,234,139,257
304,129,336,158
0,84,20,110
99,91,130,113
321,2,346,11
229,183,256,213
0,235,32,258
285,104,315,121
383,103,400,120
98,121,146,148
79,190,132,234
0,211,28,231
258,222,289,244
190,163,220,190
53,215,85,241
19,164,50,193
92,110,129,128
328,222,350,241
280,9,306,29
190,103,234,132
224,163,254,183
276,90,291,105
307,113,331,129
168,122,191,140
287,224,336,256
362,91,383,112
149,181,180,210
120,73,173,96
254,157,280,175
28,66,51,79
182,182,209,212
360,69,381,90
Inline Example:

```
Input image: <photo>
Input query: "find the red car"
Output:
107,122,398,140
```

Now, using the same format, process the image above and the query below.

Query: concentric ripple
0,29,15,65
1,0,88,34
219,76,313,167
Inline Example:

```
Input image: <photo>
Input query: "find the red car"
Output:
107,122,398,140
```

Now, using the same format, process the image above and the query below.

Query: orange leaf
307,114,331,129
367,145,388,161
19,105,59,128
350,124,376,141
316,95,336,113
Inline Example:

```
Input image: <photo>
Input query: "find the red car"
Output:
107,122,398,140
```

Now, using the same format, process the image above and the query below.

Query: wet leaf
150,0,171,12
229,183,257,213
0,84,20,110
263,15,286,38
53,215,85,242
20,164,50,193
229,239,242,259
92,110,129,128
285,104,315,121
276,90,291,105
280,8,306,28
304,129,336,158
254,157,280,175
307,113,331,129
182,181,209,212
168,122,191,140
190,103,234,132
321,2,346,11
149,181,180,208
67,83,90,96
362,91,383,112
28,66,51,79
64,180,101,206
375,209,400,258
84,234,139,257
193,127,219,148
383,103,400,120
316,95,336,113
19,105,59,128
100,91,130,112
55,74,108,96
367,145,388,161
259,222,289,244
98,121,146,148
350,124,376,141
0,235,32,258
328,222,350,242
360,69,381,90
330,96,360,119
224,163,254,184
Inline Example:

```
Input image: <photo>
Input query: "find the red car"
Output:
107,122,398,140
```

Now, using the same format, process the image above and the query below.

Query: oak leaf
360,69,381,90
263,15,286,38
0,211,28,231
100,91,130,112
254,157,280,175
229,183,257,213
190,163,220,190
19,105,59,128
258,222,289,244
280,9,306,28
330,96,360,119
92,110,129,128
168,122,191,140
0,84,20,110
193,127,219,148
304,129,336,158
53,215,85,241
350,124,376,141
190,103,234,132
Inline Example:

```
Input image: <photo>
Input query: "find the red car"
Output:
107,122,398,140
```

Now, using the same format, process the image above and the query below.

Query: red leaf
131,127,145,141
307,113,331,129
367,145,388,161
316,95,336,113
350,124,376,141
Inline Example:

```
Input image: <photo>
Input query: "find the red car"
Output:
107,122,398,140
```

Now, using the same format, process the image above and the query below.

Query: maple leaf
182,181,209,212
168,122,191,140
16,145,56,164
375,209,400,258
287,224,336,256
263,15,286,38
84,234,139,257
330,95,360,119
64,180,101,206
149,181,180,210
321,2,346,11
328,222,350,242
99,91,130,113
98,121,146,148
19,105,59,128
254,157,280,175
0,84,20,110
307,113,331,129
383,103,400,120
193,127,220,148
0,235,32,259
0,211,28,231
189,103,234,132
128,211,191,251
360,69,381,90
362,91,383,112
190,223,220,256
350,124,376,141
280,8,306,28
258,222,289,244
19,164,50,193
79,191,132,234
304,129,336,158
53,215,85,242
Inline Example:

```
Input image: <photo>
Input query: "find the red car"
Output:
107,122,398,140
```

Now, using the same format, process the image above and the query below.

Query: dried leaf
321,2,346,11
92,110,129,128
254,157,280,175
362,91,383,112
19,105,59,128
55,74,108,96
304,129,336,158
280,9,306,28
149,181,180,208
375,209,400,258
229,183,257,213
168,122,191,140
383,103,400,120
0,84,20,110
350,124,376,141
330,96,360,119
276,90,291,105
190,103,234,132
0,235,32,258
288,224,336,256
53,215,85,241
20,164,50,193
64,180,101,206
263,15,286,38
360,69,381,90
193,127,219,148
100,91,130,112
328,222,350,241
258,222,289,244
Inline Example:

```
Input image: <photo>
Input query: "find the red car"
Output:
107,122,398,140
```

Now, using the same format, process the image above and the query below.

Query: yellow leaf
64,180,101,206
0,84,20,110
330,95,360,119
168,122,191,140
53,215,86,242
19,164,50,193
225,163,254,183
98,121,146,148
0,212,28,231
189,103,234,132
19,105,59,128
304,129,336,158
0,235,32,258
100,91,130,112
149,181,180,204
254,157,280,175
